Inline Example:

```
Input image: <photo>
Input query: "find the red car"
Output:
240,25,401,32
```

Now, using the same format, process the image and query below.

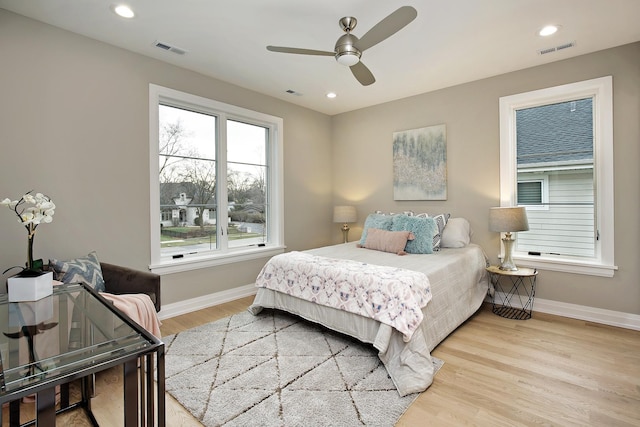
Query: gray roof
516,98,593,166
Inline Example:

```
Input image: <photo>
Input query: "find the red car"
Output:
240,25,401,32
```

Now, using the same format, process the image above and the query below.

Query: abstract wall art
393,124,447,200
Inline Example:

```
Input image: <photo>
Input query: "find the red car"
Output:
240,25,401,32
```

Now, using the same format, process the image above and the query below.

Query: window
517,181,542,205
149,85,284,274
499,76,616,277
517,177,548,209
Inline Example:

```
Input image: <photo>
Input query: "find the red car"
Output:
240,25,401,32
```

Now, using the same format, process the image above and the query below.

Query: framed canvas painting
393,124,447,200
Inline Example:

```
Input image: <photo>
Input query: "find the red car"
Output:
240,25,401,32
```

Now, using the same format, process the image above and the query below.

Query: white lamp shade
333,205,357,223
489,207,529,232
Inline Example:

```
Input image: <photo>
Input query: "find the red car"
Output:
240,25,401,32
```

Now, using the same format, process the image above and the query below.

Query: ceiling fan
266,6,418,86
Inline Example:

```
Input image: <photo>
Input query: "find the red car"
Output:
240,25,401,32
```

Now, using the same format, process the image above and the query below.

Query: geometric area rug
163,309,443,427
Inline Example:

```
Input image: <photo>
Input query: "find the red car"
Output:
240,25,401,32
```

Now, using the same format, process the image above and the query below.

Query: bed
248,215,489,396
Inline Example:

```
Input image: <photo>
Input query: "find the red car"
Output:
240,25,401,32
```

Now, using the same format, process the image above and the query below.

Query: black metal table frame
488,267,538,320
0,283,165,426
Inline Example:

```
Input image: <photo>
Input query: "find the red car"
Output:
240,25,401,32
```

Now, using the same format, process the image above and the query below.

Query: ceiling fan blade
266,46,334,56
350,61,375,86
356,6,417,52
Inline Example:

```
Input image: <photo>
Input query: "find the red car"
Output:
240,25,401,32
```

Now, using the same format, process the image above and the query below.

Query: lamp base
498,262,519,271
341,224,350,244
499,233,519,271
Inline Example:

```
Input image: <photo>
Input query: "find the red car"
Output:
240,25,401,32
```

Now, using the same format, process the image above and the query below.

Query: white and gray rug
163,309,443,427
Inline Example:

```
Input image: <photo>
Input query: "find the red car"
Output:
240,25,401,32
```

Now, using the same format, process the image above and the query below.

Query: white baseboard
157,284,257,321
489,292,640,331
159,286,640,331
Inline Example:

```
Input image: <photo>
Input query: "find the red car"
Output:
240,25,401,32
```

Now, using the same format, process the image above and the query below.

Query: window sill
507,253,617,277
149,245,285,275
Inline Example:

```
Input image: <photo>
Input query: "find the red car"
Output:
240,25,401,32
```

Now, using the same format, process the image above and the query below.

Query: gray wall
1,10,638,316
0,10,333,306
332,42,640,315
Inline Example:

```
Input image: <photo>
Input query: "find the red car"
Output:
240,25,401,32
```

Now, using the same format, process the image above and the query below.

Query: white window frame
499,76,616,277
149,84,285,274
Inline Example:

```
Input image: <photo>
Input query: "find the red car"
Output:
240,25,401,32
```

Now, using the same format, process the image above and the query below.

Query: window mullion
218,115,229,249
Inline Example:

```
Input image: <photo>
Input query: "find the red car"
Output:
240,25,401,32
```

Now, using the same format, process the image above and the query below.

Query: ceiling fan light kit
335,43,361,66
335,17,361,66
336,51,360,66
266,6,417,86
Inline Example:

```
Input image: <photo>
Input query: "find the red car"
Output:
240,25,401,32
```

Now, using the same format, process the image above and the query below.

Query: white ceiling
2,0,639,115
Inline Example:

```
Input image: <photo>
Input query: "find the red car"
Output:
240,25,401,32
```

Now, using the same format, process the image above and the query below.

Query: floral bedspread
255,251,431,340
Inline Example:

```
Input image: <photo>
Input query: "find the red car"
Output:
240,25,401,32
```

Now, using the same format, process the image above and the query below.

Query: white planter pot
7,271,54,302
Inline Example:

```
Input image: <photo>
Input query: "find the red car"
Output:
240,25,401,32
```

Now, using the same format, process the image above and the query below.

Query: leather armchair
100,263,161,312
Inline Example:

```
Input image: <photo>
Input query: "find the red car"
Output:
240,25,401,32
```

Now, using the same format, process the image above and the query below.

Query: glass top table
0,282,165,426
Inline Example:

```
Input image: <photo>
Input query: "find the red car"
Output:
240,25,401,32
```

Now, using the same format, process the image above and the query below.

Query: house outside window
499,76,616,277
149,85,284,274
515,98,594,257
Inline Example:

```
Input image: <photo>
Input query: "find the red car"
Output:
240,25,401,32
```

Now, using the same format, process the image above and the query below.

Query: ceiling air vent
154,41,187,55
538,41,576,55
556,41,576,51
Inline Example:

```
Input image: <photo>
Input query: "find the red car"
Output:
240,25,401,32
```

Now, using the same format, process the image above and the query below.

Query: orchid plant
1,191,55,276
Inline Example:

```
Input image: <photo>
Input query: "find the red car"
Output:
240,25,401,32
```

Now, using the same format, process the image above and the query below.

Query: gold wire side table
487,265,538,320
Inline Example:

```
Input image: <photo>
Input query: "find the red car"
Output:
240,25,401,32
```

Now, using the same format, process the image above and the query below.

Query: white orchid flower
2,190,55,272
4,191,55,227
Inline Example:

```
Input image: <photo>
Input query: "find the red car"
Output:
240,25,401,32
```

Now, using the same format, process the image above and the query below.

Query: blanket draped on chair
101,292,162,338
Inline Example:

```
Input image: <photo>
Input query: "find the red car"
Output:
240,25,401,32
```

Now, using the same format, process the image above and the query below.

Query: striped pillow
49,251,106,292
416,212,450,251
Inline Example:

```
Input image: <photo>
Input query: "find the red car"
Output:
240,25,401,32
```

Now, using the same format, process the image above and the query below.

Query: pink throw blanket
100,292,162,338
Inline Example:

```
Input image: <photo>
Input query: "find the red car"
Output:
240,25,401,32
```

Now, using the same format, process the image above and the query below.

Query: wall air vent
538,41,576,55
154,41,187,55
285,89,303,96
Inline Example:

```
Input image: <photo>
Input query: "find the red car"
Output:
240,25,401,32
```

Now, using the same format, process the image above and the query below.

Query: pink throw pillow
357,228,415,255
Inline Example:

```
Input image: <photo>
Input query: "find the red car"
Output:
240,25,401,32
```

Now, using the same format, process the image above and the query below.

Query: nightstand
486,265,538,320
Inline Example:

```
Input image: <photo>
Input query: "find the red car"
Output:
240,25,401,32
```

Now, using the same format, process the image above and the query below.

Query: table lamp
333,205,357,243
489,206,529,271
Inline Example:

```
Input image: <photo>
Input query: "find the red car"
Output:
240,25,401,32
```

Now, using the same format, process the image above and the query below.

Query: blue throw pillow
49,251,106,292
391,215,438,254
359,213,394,246
416,212,450,251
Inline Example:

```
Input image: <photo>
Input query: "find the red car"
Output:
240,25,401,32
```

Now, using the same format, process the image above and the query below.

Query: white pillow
441,218,471,248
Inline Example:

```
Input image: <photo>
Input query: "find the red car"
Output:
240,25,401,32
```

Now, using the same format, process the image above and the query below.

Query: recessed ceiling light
113,4,135,19
538,25,559,37
326,92,337,99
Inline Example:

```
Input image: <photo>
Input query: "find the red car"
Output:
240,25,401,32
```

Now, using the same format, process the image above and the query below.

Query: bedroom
0,1,638,425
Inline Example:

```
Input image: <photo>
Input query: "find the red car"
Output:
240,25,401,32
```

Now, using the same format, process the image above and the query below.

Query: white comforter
249,243,489,396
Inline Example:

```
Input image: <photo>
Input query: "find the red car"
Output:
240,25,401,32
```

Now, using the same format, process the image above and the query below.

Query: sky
159,104,266,167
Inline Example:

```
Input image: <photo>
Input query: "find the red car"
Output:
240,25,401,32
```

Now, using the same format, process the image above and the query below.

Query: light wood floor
4,297,639,426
